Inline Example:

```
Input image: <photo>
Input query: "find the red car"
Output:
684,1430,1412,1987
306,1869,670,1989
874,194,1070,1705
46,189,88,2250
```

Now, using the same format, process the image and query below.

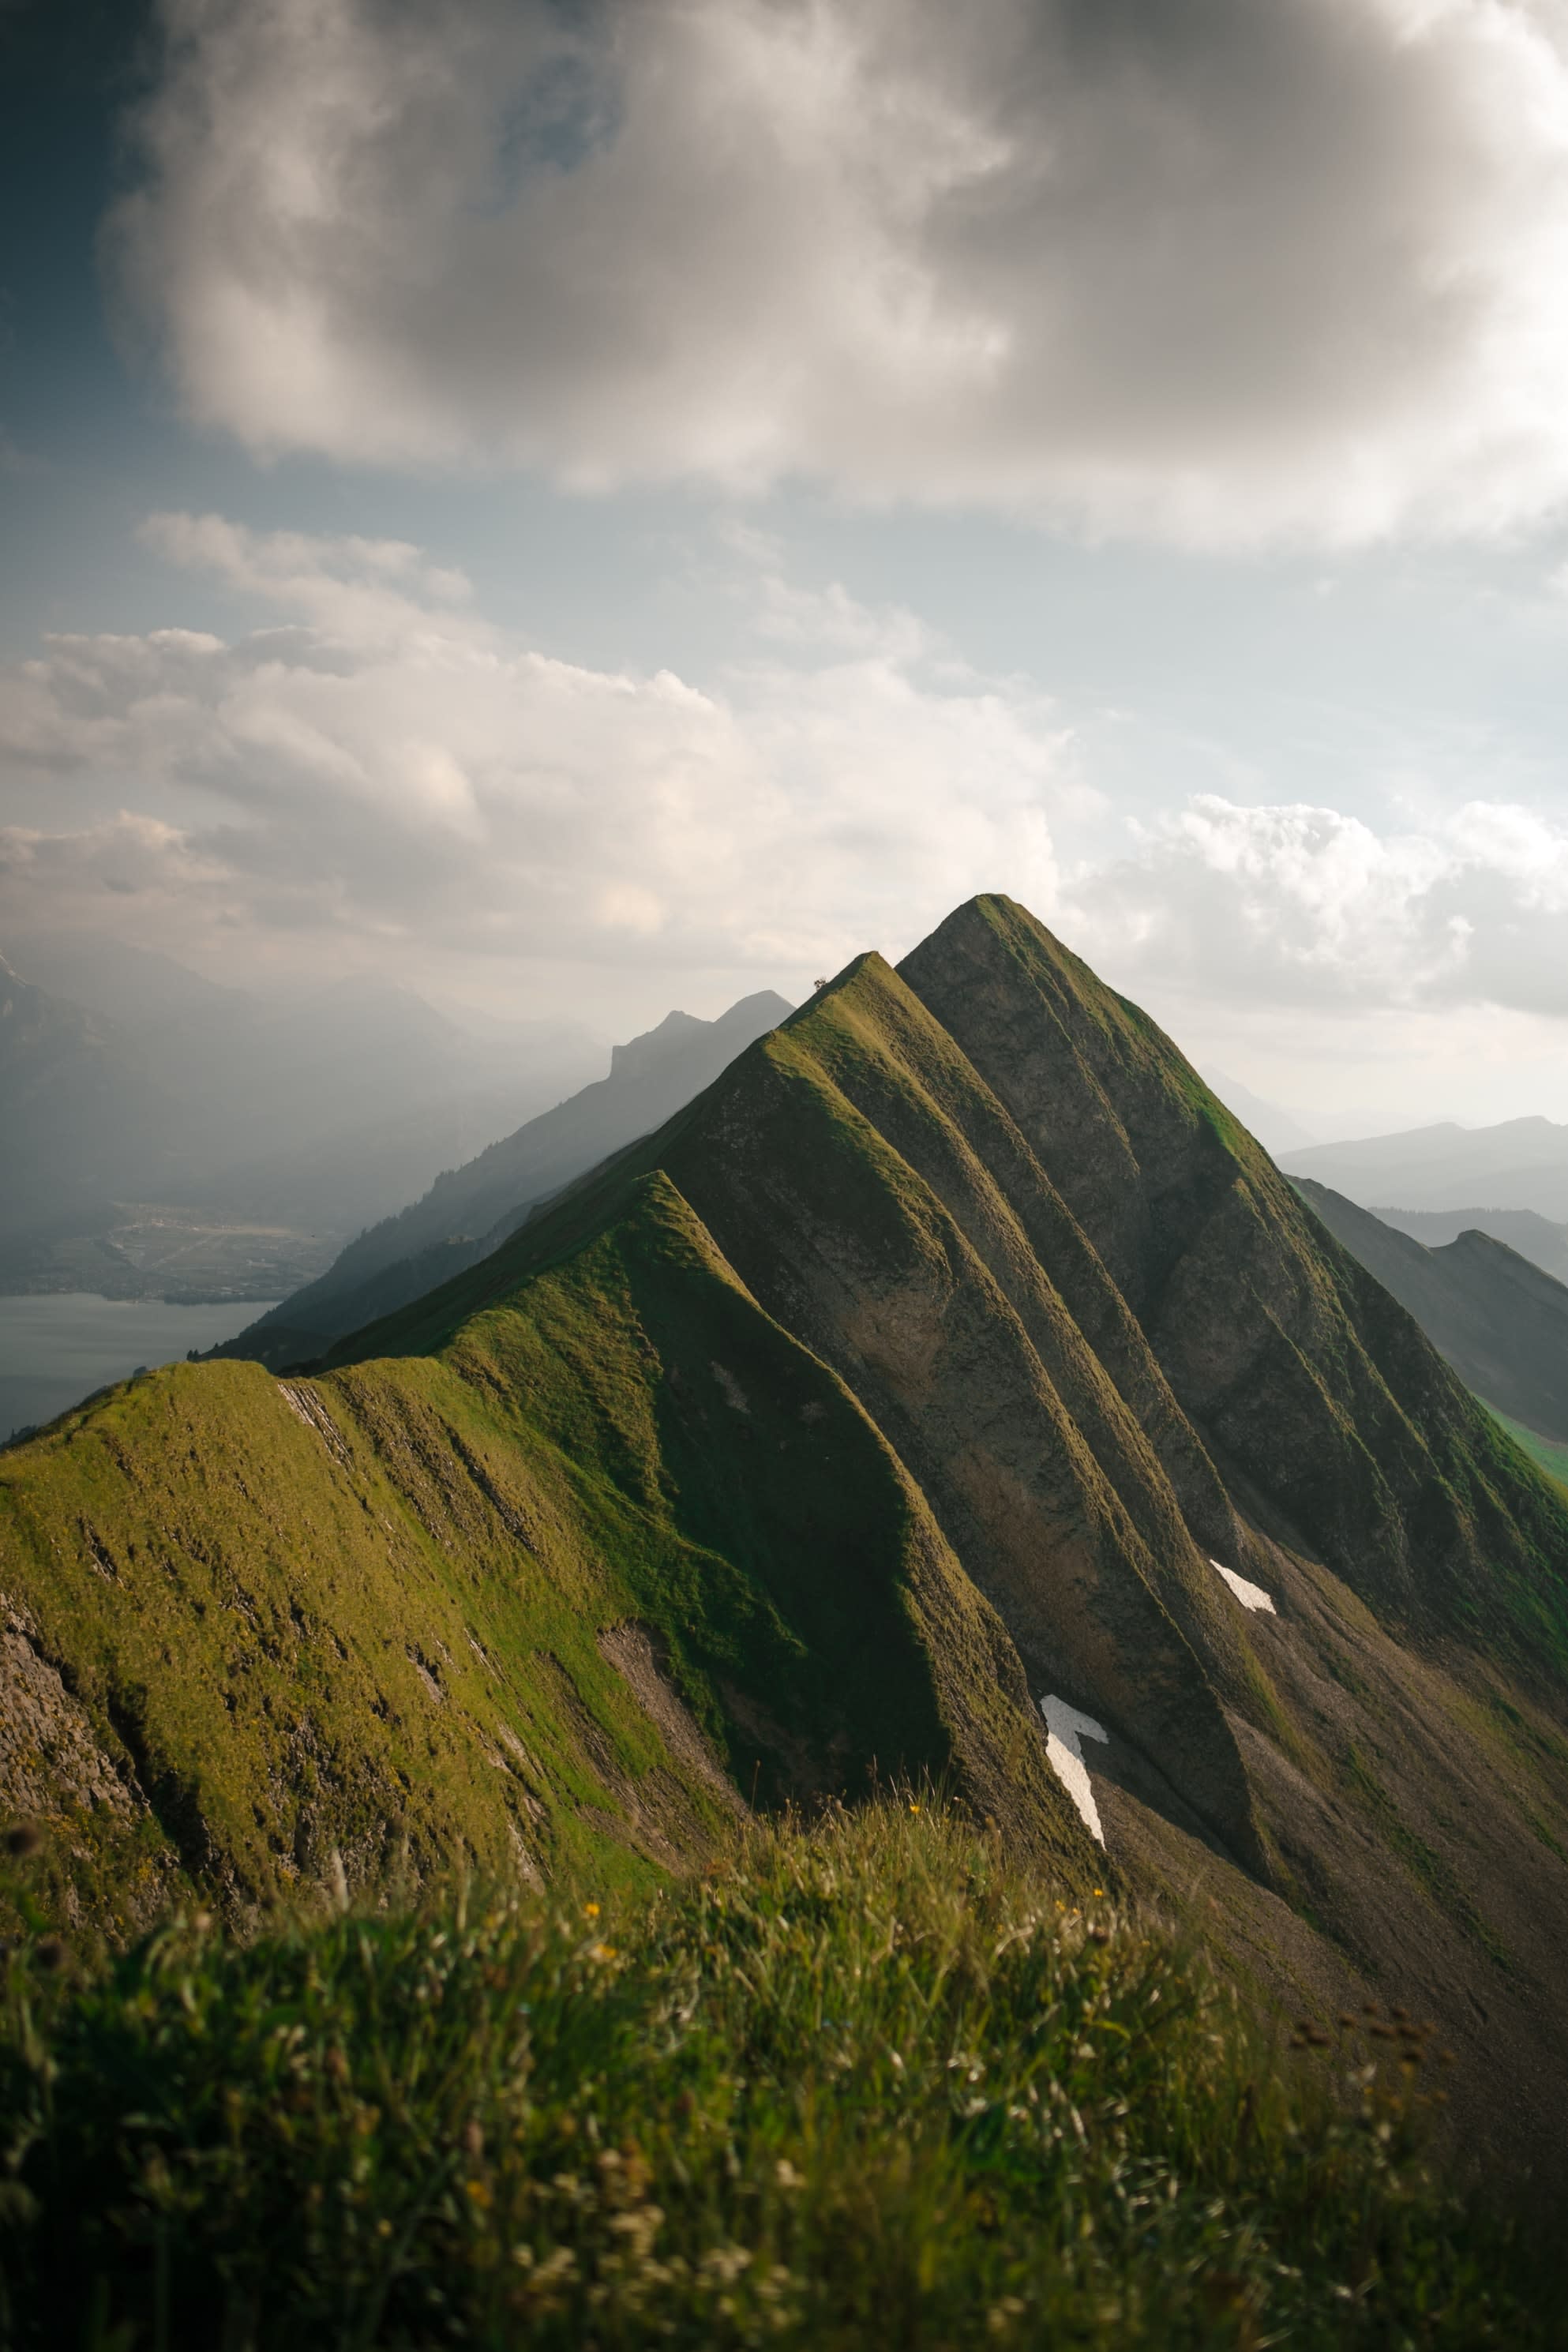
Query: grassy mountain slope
1486,1405,1568,1492
328,907,1568,2148
220,990,792,1371
1297,1177,1568,1444
900,897,1568,1659
6,896,1568,2166
2,1167,1089,1944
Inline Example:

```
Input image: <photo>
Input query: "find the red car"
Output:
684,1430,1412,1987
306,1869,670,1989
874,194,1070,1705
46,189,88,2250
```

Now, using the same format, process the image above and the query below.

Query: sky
8,1,1568,1135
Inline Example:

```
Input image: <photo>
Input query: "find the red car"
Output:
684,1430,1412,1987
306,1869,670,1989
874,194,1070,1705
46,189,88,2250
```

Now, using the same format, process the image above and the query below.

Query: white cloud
110,0,1568,542
0,512,1062,996
1071,790,1568,1016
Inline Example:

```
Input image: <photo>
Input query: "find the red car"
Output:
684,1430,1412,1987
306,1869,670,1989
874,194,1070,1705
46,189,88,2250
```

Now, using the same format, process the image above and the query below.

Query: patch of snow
1039,1695,1110,1846
1209,1558,1277,1615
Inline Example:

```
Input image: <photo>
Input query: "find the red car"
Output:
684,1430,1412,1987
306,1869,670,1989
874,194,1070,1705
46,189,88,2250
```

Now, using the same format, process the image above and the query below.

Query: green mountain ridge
6,897,1568,2170
218,988,793,1368
1295,1177,1568,1445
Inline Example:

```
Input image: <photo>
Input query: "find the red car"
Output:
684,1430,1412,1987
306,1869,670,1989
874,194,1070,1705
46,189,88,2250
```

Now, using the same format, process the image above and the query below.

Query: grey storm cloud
110,0,1568,539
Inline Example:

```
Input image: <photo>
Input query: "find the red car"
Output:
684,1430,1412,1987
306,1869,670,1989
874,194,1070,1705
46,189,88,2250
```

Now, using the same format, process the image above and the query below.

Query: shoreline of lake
0,1291,280,1445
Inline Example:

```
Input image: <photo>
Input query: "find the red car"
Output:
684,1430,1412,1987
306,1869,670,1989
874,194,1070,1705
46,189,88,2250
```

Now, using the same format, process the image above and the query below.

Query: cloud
0,512,1062,989
108,0,1568,542
1071,791,1568,1017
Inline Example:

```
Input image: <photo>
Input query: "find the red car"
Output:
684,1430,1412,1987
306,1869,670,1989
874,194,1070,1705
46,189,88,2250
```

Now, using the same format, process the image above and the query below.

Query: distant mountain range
0,933,604,1300
216,990,793,1367
0,953,171,1251
1368,1202,1568,1285
7,896,1568,2172
1281,1115,1568,1221
1294,1180,1568,1443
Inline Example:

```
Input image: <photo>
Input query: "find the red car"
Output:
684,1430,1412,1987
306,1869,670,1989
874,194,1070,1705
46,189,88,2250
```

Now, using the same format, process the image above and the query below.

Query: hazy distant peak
722,989,794,1025
610,991,791,1081
4,931,249,1026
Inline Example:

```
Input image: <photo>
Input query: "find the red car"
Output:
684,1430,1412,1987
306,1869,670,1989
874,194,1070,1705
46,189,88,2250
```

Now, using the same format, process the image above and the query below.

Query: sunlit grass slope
1481,1401,1568,1496
2,1804,1554,2352
1,1174,1084,1941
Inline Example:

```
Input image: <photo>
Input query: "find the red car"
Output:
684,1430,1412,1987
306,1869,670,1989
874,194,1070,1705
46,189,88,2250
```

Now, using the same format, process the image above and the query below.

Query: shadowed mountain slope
219,990,793,1370
1368,1201,1568,1285
897,900,1565,1647
6,898,1568,2168
1293,1179,1568,1446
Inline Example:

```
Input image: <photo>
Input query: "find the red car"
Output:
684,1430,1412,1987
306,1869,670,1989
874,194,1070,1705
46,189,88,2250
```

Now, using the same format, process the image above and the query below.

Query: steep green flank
1478,1403,1568,1496
2,1172,1090,1941
902,895,1568,1676
341,952,1270,1871
9,893,1568,2178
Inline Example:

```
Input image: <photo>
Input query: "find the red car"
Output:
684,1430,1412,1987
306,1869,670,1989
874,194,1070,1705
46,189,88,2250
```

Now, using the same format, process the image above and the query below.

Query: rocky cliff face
6,897,1568,2166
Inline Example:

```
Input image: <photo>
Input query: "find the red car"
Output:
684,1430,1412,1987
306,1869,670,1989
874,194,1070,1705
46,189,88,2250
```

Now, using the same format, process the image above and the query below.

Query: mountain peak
11,895,1568,2173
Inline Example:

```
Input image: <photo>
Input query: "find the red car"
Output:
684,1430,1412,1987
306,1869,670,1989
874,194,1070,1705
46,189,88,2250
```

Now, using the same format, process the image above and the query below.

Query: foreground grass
0,1804,1558,2351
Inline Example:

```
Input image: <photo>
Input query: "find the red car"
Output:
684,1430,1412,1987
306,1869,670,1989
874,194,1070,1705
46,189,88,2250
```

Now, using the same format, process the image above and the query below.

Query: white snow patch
1039,1695,1110,1846
1210,1558,1277,1615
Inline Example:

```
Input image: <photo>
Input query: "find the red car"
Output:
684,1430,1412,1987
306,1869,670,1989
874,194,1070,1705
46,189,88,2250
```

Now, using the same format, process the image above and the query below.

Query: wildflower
583,1902,601,1919
589,1942,618,1963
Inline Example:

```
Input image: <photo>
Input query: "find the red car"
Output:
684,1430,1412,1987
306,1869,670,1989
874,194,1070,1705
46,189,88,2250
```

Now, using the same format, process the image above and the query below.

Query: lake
0,1292,279,1443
